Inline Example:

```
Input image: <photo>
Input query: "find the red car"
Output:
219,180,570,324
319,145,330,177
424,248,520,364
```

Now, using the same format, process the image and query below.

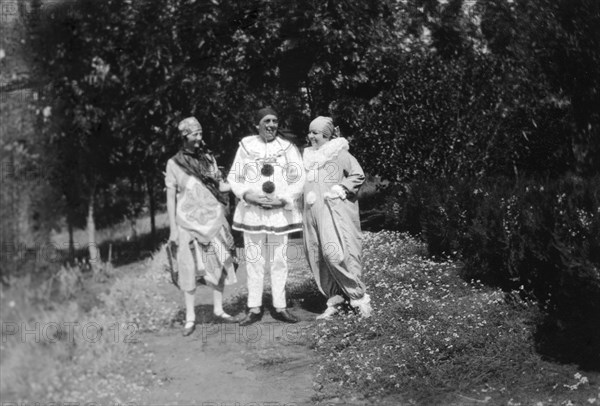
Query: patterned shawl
172,146,229,207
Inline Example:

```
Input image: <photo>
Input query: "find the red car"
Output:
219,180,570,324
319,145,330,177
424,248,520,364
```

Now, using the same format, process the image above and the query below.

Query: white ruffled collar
303,138,349,169
240,135,291,159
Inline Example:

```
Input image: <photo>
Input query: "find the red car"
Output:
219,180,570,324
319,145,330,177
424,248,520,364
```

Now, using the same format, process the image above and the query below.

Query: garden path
137,239,321,405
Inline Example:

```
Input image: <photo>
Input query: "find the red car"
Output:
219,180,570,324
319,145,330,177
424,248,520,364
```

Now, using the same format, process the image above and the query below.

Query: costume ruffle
303,138,349,170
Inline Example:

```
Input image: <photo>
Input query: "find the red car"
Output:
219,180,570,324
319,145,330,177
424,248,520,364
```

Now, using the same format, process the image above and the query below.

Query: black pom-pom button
261,163,274,176
262,181,275,194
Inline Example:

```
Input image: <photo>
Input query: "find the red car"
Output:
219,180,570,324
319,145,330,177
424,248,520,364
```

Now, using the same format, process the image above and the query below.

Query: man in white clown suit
227,107,305,325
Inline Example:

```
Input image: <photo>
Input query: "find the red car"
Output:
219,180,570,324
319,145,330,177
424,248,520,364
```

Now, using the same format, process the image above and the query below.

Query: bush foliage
381,175,600,366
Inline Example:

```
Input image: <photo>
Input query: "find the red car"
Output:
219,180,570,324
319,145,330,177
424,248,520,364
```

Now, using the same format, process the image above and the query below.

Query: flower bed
311,231,599,405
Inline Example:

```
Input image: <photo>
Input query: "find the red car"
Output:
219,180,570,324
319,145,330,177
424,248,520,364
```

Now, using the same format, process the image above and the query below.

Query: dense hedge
324,37,599,365
379,174,600,366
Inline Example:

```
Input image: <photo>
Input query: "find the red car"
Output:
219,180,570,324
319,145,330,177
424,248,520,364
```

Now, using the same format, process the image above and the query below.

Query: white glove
330,184,347,200
277,194,294,210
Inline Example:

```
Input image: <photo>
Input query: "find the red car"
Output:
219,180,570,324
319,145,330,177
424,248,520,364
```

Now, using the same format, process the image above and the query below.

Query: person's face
256,114,278,142
184,126,203,148
308,122,329,149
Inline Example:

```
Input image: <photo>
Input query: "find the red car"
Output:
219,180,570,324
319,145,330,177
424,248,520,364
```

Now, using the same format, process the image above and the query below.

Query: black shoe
182,321,196,337
239,311,262,326
273,309,299,324
213,313,240,324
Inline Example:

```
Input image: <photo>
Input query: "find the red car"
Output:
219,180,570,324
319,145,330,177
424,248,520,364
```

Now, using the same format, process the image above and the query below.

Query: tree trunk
147,175,156,246
87,181,98,264
67,213,74,263
304,83,315,117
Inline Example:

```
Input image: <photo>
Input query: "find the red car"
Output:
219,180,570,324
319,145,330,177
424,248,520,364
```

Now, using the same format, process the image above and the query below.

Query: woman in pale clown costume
303,116,372,319
165,117,238,336
227,107,305,325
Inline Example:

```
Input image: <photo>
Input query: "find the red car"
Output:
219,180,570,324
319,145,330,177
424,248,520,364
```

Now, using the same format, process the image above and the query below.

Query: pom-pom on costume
303,124,371,318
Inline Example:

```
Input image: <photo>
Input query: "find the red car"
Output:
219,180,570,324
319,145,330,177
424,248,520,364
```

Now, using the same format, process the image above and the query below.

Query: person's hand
330,185,347,200
169,228,179,242
278,195,294,210
260,196,285,210
243,190,264,206
244,191,284,209
219,181,231,192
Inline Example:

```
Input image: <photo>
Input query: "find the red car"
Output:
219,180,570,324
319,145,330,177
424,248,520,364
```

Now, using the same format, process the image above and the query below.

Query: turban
255,107,278,124
309,116,335,139
178,117,202,136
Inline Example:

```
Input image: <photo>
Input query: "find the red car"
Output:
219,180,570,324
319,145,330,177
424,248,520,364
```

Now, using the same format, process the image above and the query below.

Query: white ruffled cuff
305,191,317,206
350,293,371,307
324,184,347,200
277,193,295,211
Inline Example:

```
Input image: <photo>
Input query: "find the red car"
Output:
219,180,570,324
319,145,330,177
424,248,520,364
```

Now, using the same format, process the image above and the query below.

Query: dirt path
137,240,321,405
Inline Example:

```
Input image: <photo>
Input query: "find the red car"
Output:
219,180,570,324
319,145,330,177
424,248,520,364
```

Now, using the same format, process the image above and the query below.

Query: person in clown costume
227,107,305,325
302,116,372,320
165,117,238,337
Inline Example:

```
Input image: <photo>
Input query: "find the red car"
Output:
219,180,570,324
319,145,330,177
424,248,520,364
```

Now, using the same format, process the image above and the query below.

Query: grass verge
310,231,600,405
0,246,178,403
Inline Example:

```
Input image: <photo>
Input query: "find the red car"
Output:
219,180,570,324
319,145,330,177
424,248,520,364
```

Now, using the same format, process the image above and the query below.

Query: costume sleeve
227,145,251,200
278,144,306,202
339,150,365,198
165,159,177,191
209,155,222,181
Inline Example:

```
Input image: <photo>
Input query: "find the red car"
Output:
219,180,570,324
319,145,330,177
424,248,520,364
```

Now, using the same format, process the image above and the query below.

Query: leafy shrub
461,176,600,320
381,174,600,366
332,53,574,186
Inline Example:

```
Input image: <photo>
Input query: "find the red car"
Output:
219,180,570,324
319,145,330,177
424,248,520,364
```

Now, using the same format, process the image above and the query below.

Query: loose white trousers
244,232,289,309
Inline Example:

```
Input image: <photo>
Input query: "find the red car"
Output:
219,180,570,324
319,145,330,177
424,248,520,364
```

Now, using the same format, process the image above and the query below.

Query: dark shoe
273,309,299,324
213,312,239,324
182,320,196,337
239,311,262,326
